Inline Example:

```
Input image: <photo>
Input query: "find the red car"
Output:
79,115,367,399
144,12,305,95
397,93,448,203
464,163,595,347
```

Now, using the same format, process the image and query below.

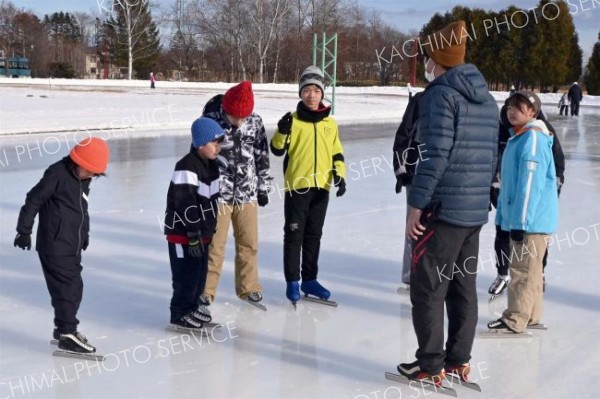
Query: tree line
0,0,598,94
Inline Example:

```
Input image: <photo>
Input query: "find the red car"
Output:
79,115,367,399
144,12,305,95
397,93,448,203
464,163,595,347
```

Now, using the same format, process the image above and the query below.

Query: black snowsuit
16,157,91,334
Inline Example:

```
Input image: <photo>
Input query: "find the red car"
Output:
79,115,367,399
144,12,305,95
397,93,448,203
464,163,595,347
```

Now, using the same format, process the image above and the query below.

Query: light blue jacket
495,119,559,233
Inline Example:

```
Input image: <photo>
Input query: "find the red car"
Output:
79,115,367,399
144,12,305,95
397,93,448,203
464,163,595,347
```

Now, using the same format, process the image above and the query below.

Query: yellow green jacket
271,111,345,192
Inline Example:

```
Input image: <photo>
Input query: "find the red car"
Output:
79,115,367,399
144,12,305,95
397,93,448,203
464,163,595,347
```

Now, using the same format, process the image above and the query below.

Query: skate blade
479,330,533,338
444,373,482,392
52,350,104,361
301,295,338,307
243,299,267,311
165,325,209,336
527,323,548,330
396,286,410,295
385,372,457,397
204,321,222,329
488,293,504,302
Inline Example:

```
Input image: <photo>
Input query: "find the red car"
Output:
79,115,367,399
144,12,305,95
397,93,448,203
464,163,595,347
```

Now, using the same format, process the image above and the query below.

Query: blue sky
15,0,600,56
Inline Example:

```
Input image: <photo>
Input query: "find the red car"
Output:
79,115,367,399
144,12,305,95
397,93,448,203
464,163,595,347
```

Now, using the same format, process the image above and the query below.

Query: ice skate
488,274,510,302
192,305,212,323
384,361,457,397
166,311,207,334
444,363,482,391
243,291,267,311
301,280,338,307
53,331,104,361
286,281,300,309
480,318,533,338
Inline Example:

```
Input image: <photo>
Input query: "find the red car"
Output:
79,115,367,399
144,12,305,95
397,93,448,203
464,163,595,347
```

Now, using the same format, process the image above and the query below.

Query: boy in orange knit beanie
14,137,110,356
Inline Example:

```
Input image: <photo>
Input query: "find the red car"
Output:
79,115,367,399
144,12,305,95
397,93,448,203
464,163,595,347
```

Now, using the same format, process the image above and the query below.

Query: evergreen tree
584,31,600,95
105,0,160,79
567,32,583,83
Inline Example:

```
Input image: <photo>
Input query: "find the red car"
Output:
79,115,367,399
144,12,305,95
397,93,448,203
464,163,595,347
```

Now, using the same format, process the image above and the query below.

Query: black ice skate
480,318,533,338
488,274,510,301
166,312,208,335
53,332,104,361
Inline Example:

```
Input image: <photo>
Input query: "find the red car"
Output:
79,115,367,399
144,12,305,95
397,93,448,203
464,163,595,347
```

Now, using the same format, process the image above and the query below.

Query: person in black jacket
567,82,583,116
14,137,110,354
163,117,224,330
392,90,423,289
488,100,565,299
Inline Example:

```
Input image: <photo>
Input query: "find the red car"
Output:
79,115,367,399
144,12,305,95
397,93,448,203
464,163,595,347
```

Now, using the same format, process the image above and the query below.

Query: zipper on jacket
313,123,318,187
77,180,84,257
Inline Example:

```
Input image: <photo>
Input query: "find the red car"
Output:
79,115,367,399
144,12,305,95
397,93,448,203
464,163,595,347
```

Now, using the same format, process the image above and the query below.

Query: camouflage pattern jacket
202,94,272,204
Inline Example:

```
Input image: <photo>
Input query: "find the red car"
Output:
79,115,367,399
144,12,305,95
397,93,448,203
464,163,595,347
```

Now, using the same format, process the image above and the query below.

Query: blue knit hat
191,117,225,148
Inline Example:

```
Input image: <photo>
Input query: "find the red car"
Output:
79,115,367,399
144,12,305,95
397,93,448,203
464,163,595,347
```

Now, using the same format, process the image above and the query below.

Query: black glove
187,232,205,258
490,186,500,209
82,237,89,251
510,230,525,243
257,193,269,207
14,233,31,250
277,112,293,135
395,174,411,194
333,172,346,197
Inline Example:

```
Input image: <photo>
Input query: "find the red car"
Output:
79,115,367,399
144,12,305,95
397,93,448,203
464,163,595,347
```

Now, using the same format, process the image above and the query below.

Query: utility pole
313,33,338,114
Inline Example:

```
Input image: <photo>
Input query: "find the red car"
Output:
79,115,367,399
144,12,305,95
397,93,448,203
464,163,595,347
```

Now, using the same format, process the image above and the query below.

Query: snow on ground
0,80,599,399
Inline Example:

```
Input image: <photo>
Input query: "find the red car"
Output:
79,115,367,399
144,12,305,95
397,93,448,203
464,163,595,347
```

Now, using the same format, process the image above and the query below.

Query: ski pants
204,202,261,301
283,188,329,282
39,253,83,335
410,221,481,374
169,242,208,322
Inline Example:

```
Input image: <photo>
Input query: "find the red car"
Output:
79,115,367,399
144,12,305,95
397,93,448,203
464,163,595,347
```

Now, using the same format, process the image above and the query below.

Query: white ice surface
1,82,599,399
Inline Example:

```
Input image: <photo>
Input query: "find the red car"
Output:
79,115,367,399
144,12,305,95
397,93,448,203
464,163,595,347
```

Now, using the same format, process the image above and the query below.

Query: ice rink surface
1,83,599,399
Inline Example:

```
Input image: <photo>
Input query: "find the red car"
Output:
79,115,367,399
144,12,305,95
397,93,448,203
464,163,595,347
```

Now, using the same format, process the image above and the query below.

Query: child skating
270,65,346,307
163,117,224,331
14,137,110,355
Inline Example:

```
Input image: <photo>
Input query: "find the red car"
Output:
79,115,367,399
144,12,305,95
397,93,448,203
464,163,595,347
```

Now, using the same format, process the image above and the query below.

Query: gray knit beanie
299,66,325,97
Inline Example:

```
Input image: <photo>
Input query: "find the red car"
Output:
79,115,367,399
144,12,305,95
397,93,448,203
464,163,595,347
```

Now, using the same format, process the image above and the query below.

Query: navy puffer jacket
408,63,498,227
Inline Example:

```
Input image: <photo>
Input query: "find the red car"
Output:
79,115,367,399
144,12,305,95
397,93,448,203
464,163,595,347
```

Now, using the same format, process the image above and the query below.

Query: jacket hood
510,119,551,137
429,63,492,104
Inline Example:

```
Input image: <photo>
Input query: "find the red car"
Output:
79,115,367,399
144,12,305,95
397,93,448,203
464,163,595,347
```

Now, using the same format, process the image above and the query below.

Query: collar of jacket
296,101,331,123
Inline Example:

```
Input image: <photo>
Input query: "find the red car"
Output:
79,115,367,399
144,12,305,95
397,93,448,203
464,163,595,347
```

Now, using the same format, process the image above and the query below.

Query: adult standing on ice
200,81,272,310
397,21,498,386
150,72,156,89
568,81,583,116
14,137,110,355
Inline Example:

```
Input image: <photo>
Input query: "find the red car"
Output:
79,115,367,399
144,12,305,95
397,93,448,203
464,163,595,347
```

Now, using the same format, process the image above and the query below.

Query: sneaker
444,363,470,381
198,293,212,306
247,292,263,303
487,318,516,333
192,306,212,323
286,281,300,302
488,274,510,295
301,280,331,300
172,312,204,329
397,360,445,387
58,332,96,353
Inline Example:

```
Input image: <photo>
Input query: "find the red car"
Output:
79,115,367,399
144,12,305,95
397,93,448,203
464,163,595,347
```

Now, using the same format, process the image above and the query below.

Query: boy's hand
257,193,269,207
14,233,31,250
187,232,204,257
510,230,525,243
333,172,346,197
277,112,293,135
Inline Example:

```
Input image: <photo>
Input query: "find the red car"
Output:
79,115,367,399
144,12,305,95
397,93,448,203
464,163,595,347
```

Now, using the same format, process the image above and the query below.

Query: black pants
168,242,208,322
495,225,549,274
283,188,329,282
559,105,569,116
571,101,580,116
410,221,481,374
39,253,83,335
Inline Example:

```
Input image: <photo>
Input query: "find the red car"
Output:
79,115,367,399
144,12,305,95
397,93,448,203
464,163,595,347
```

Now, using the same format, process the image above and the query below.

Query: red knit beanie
222,81,254,118
69,137,110,174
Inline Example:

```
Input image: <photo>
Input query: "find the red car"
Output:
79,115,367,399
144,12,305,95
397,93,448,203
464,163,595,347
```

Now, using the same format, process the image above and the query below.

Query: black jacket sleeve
392,92,422,175
16,166,59,234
